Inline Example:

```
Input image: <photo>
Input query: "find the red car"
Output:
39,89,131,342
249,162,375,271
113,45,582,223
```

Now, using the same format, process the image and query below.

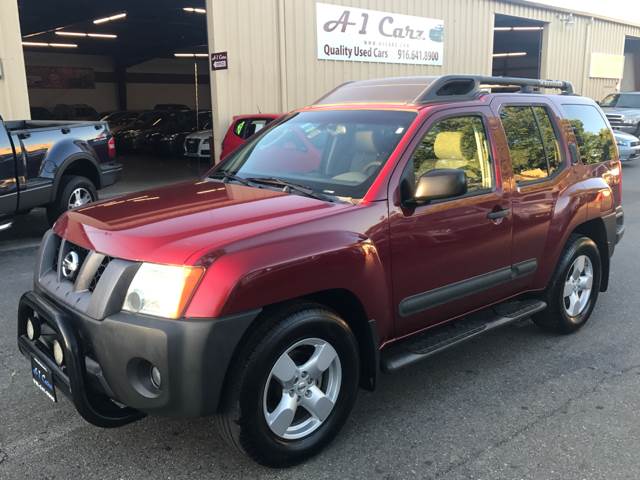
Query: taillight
108,136,116,160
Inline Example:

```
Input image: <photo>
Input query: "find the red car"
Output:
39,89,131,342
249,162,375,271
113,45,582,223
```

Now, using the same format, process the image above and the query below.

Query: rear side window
562,104,616,165
234,118,272,139
500,106,562,183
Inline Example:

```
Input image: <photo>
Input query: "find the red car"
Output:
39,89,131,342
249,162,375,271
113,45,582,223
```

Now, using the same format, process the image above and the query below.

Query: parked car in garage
107,111,148,135
614,130,640,162
52,104,100,121
15,75,624,466
156,111,212,156
114,111,174,152
0,116,121,229
220,113,280,159
600,92,640,136
183,129,213,160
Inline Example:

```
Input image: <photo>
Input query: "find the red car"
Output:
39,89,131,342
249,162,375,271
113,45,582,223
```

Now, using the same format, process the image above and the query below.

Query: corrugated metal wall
207,0,640,159
0,0,30,120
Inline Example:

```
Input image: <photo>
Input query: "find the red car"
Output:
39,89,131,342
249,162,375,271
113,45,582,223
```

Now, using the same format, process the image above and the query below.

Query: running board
381,299,547,372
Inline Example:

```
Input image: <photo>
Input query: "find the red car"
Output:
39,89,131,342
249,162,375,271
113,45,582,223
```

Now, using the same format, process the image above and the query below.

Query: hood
186,130,212,140
54,179,352,265
614,130,639,142
602,106,640,119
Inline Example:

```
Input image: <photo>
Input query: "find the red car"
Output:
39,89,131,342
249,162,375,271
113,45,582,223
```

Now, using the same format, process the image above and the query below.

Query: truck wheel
532,235,601,334
216,304,360,467
46,175,97,225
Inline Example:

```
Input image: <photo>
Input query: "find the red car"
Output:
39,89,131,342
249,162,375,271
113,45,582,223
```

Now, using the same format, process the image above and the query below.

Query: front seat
332,130,379,184
433,131,470,170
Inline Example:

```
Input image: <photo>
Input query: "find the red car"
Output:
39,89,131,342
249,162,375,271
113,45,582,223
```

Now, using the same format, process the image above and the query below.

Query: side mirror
411,168,467,204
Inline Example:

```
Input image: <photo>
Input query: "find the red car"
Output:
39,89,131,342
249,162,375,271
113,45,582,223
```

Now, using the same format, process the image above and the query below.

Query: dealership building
1,0,640,161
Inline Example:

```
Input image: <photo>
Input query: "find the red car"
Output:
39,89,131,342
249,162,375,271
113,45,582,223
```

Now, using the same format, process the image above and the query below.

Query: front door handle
487,208,511,220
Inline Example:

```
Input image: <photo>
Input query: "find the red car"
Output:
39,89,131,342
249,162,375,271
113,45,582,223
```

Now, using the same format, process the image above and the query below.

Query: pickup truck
0,118,121,230
17,75,624,467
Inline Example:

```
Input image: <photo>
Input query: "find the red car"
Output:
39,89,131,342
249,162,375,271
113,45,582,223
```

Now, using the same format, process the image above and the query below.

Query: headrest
354,131,377,153
434,131,465,160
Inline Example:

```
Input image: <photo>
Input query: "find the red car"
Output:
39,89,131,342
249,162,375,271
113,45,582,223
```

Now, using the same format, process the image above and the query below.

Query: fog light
52,339,64,366
151,366,162,389
26,318,40,340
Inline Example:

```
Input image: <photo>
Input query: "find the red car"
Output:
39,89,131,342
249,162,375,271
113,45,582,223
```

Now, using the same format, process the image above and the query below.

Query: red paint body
54,93,622,347
220,113,281,160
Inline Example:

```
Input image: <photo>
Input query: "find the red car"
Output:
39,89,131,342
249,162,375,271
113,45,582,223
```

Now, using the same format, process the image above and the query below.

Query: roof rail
416,75,574,103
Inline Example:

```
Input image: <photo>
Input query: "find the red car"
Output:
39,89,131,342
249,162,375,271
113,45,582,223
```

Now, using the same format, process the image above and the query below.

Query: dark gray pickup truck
0,118,121,231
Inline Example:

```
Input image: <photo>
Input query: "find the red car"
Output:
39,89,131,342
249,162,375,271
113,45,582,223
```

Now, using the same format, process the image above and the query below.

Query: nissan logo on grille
61,251,80,280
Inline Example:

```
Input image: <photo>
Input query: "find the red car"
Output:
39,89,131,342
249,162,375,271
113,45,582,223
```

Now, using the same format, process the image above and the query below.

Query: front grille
185,139,200,153
54,239,89,283
88,256,112,292
631,141,640,147
606,114,624,127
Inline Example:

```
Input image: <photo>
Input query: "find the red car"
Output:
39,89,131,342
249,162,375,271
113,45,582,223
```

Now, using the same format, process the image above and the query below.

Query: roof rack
313,75,575,107
416,75,574,103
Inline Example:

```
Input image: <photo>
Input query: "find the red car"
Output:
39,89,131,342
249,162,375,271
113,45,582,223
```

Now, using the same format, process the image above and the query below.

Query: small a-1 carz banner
316,2,444,66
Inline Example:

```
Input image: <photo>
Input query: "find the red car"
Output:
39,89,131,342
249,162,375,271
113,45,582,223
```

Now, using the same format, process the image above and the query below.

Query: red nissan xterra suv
18,76,624,467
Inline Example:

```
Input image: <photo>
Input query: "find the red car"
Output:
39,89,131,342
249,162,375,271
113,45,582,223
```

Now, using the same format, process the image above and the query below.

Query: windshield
601,93,640,108
213,110,416,199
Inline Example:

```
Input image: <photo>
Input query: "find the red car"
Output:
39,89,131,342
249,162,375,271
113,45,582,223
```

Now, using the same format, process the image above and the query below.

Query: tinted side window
500,106,547,182
409,115,493,195
532,106,562,175
562,104,616,165
244,119,268,138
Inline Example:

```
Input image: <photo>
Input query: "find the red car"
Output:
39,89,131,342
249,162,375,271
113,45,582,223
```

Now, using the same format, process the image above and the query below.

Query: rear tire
46,175,97,225
532,235,601,334
216,303,360,467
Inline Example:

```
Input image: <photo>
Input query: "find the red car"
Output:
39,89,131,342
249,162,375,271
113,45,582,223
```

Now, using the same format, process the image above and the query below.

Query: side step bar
381,299,547,372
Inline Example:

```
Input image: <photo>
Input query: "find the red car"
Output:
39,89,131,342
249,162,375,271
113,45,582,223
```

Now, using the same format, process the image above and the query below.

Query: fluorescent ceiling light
494,26,543,31
183,7,206,14
55,31,117,38
492,52,527,57
23,41,78,48
174,53,208,58
93,12,127,24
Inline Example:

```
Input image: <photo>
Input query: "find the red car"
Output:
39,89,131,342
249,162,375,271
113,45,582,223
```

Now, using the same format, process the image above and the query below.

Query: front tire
216,304,360,467
532,235,601,334
46,175,97,225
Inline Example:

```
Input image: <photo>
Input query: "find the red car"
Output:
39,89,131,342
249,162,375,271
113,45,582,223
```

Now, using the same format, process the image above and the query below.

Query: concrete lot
0,162,639,479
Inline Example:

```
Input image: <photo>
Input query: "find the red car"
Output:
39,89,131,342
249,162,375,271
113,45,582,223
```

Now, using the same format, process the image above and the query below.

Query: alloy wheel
563,254,594,317
68,187,93,209
262,338,342,440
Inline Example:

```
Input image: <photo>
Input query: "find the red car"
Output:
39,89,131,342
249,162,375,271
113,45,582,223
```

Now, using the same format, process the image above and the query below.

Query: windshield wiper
244,176,335,202
209,171,253,187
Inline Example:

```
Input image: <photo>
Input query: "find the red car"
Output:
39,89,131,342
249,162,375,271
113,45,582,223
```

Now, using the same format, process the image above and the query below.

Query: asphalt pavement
1,163,639,479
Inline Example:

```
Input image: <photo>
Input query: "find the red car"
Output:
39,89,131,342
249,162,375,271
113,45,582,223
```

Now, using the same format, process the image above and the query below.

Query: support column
206,0,283,163
115,63,128,111
0,0,30,120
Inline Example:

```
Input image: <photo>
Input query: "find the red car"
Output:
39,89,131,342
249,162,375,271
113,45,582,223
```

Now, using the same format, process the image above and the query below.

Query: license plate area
31,355,57,402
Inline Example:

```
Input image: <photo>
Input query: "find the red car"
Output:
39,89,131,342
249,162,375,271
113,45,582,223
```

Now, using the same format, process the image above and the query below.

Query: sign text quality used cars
316,3,444,66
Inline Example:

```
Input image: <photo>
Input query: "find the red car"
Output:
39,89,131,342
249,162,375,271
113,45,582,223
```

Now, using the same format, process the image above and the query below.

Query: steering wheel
362,161,382,177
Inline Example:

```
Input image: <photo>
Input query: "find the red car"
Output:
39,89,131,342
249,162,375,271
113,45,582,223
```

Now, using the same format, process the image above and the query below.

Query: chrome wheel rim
68,187,93,209
262,338,342,440
563,255,593,317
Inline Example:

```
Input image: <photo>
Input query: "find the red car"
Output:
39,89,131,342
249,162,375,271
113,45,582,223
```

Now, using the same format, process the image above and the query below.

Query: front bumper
619,144,640,162
18,290,259,427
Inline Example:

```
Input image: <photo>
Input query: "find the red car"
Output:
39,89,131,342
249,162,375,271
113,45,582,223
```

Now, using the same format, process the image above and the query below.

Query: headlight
123,263,204,319
617,140,630,147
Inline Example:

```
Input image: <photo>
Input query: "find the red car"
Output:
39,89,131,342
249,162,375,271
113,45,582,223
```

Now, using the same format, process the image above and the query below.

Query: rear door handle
487,208,511,220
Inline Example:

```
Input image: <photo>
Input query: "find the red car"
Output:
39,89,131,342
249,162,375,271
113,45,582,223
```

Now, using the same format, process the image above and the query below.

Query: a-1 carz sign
316,2,444,66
